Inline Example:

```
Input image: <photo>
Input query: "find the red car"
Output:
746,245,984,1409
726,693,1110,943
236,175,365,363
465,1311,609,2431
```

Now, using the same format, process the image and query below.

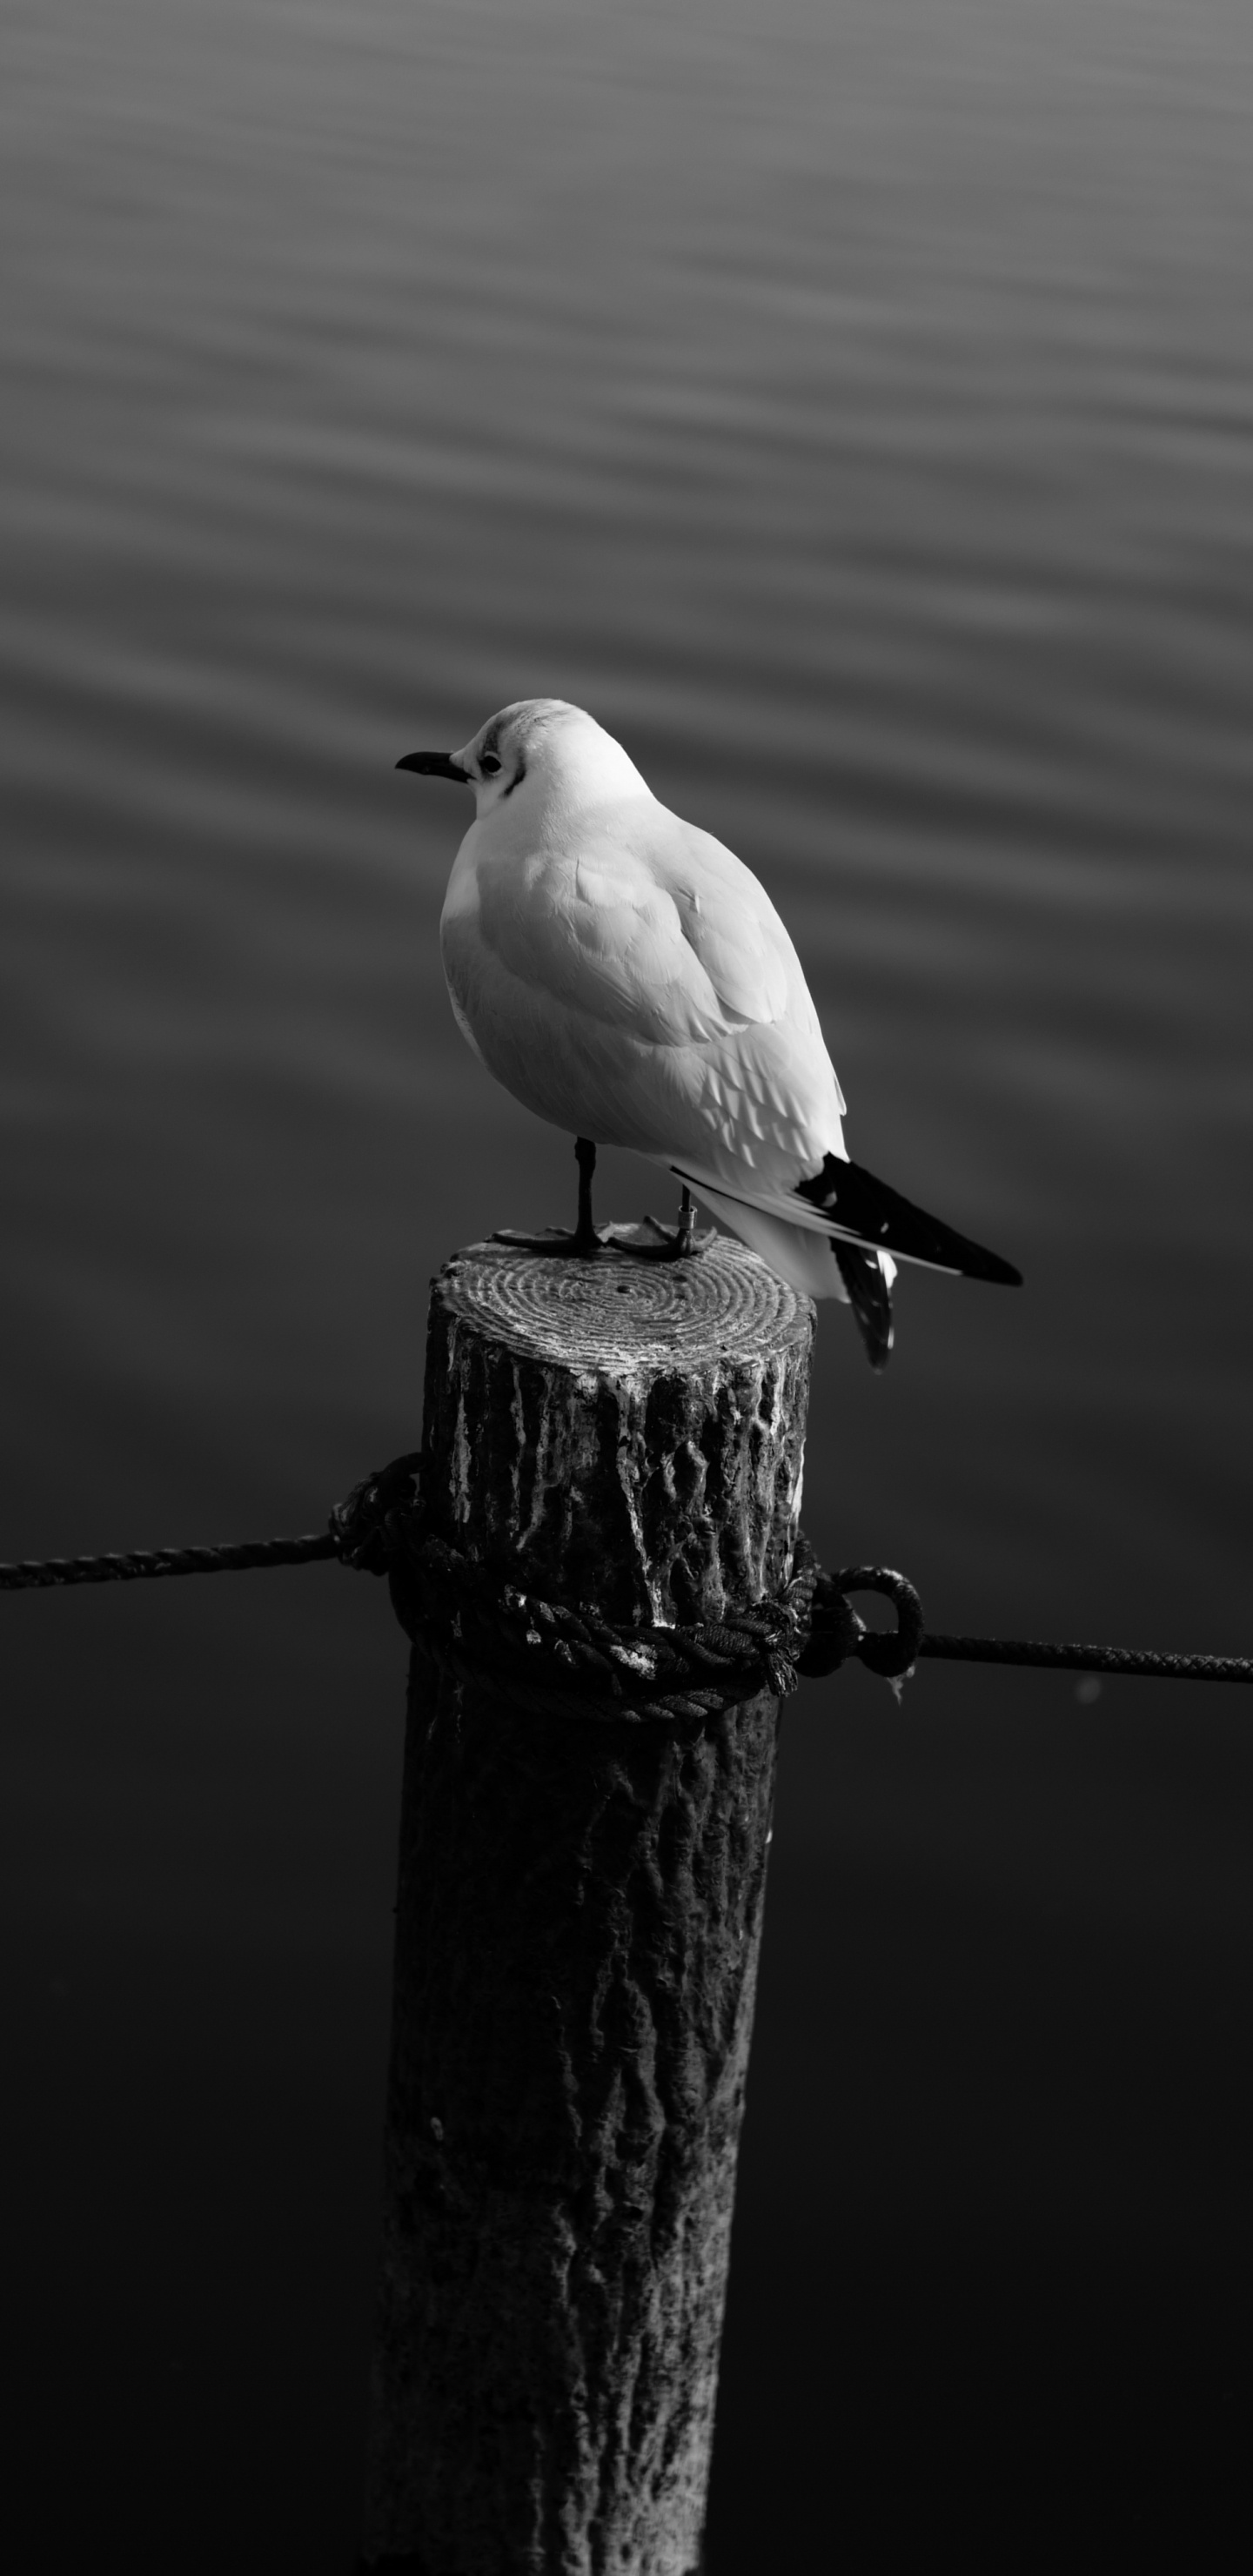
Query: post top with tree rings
437,1232,813,1378
422,1234,814,1632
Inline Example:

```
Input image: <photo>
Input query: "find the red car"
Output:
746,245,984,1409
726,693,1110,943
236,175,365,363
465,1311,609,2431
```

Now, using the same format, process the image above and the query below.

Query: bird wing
472,803,798,1046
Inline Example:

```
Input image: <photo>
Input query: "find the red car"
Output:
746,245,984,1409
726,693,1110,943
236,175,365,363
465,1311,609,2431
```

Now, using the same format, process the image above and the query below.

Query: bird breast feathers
458,803,806,1050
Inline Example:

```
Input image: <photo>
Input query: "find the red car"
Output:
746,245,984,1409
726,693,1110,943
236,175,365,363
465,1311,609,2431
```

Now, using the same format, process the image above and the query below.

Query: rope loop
826,1566,924,1681
787,1546,922,1681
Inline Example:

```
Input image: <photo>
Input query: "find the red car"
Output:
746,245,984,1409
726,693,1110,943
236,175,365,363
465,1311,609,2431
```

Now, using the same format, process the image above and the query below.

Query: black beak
396,750,471,783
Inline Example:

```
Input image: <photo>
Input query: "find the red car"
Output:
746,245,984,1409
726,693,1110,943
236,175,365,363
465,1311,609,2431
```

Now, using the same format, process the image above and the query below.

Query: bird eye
479,753,502,776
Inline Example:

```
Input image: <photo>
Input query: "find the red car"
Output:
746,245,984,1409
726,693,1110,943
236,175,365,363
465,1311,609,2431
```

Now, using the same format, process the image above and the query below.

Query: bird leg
492,1137,607,1258
573,1134,600,1251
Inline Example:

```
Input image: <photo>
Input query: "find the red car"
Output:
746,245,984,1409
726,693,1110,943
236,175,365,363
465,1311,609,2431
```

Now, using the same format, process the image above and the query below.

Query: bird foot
490,1218,711,1264
609,1211,710,1262
493,1177,707,1265
492,1226,606,1259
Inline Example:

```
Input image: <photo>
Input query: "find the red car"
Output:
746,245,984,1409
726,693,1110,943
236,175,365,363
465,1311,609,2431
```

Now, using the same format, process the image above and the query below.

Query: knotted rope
3,1450,1250,1703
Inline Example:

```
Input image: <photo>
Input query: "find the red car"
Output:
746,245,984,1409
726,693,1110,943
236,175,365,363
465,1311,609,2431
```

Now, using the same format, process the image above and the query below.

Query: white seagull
399,698,1020,1368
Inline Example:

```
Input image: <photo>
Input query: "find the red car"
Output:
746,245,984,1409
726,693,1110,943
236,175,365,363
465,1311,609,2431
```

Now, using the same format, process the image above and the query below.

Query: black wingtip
955,1238,1023,1287
800,1155,1022,1287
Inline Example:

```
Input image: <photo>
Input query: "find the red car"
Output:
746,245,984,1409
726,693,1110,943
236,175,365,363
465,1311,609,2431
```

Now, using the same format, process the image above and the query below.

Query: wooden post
360,1234,814,2575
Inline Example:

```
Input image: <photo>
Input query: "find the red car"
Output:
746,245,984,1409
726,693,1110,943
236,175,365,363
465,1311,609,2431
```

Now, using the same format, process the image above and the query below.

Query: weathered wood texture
361,1236,814,2576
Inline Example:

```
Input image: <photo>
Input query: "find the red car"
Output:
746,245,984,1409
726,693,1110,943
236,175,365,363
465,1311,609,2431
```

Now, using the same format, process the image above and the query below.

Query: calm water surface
3,2,1252,2565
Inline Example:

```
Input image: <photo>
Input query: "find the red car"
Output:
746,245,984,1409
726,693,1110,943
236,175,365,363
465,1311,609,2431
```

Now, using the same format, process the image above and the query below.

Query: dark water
3,2,1252,2564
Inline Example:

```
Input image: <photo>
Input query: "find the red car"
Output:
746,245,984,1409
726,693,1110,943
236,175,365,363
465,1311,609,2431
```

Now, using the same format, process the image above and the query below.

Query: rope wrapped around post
332,1450,923,1710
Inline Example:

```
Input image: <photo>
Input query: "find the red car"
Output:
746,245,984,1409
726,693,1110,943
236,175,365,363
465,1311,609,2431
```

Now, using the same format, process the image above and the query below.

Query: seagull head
398,699,649,818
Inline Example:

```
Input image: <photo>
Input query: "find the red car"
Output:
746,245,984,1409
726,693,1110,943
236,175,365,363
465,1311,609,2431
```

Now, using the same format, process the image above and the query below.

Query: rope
3,1453,1250,1703
0,1533,338,1590
918,1634,1253,1685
